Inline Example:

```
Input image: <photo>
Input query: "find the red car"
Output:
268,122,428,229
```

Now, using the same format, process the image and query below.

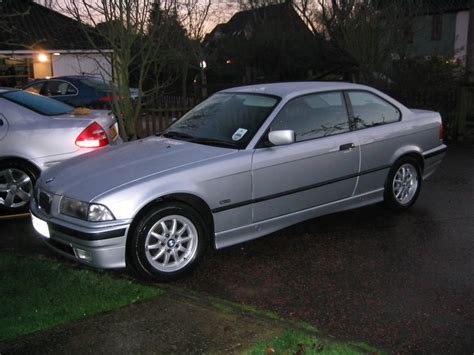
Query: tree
313,0,418,84
63,0,181,140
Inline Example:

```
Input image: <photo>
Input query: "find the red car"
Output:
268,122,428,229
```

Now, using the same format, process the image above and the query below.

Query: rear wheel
384,157,422,210
127,202,208,281
0,161,38,215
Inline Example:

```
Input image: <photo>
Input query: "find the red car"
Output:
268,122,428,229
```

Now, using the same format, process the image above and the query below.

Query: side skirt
214,188,385,249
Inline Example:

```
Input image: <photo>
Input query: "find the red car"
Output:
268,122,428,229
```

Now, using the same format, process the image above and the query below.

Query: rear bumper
30,207,129,269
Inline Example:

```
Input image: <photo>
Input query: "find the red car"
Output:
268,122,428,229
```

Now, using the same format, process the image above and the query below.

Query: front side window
270,91,350,142
348,91,401,129
24,82,45,95
164,93,279,149
1,90,74,116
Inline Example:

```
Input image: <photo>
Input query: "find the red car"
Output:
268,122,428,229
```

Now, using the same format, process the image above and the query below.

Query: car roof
220,81,373,99
29,75,101,82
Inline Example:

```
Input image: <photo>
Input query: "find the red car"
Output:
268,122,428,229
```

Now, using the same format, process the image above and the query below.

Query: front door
251,91,360,222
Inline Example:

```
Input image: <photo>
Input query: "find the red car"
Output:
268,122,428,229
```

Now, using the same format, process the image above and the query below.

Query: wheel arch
0,156,41,177
127,193,215,247
390,147,424,173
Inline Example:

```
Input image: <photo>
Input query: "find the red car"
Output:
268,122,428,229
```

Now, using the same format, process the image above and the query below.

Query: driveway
1,144,473,353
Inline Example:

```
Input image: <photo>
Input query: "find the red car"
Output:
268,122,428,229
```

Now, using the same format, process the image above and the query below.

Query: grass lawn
244,330,380,355
0,253,162,342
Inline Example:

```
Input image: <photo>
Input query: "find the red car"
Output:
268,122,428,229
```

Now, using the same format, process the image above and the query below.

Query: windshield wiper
161,131,195,140
191,137,239,149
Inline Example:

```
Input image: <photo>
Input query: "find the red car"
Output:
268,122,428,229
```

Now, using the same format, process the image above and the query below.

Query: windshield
163,93,279,149
1,91,73,116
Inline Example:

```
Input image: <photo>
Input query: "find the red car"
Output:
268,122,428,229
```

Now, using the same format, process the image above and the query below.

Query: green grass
243,330,364,355
0,253,162,342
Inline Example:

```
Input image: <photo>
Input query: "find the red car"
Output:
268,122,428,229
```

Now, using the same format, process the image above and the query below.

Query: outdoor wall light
53,52,61,56
37,53,48,62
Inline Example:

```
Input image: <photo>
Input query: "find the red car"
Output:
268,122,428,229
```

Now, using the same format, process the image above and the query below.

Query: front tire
384,157,422,210
0,161,38,215
127,202,208,282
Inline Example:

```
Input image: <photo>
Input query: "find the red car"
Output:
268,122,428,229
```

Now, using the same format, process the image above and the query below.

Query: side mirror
268,130,295,146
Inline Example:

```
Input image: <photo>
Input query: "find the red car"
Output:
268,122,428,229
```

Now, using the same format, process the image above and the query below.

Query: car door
43,80,78,106
251,91,360,222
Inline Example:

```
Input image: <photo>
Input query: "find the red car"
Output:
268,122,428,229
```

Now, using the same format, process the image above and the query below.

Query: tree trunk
466,0,474,82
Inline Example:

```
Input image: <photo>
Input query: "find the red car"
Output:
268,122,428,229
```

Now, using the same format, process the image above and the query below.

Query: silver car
0,89,121,214
30,82,446,281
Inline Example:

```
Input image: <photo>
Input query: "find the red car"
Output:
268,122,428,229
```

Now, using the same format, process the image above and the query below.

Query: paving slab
0,291,285,355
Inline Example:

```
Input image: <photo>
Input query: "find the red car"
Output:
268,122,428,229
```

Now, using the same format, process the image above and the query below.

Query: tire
0,161,38,215
383,157,422,210
127,202,208,282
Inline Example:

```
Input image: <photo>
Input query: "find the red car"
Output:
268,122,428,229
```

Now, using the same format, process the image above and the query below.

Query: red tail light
98,95,113,102
439,124,444,141
75,122,109,148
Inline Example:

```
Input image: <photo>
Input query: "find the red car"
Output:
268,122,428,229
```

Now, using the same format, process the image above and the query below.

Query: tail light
75,122,109,148
438,124,444,141
98,95,112,102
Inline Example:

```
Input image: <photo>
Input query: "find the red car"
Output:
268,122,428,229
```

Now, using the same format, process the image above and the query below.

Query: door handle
339,143,355,151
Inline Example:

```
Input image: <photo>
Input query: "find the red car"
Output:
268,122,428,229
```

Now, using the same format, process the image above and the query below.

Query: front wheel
0,161,38,215
384,157,422,210
127,202,208,282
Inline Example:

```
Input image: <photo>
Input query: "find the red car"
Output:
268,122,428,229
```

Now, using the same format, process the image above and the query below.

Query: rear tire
127,202,208,282
0,161,38,215
383,157,422,210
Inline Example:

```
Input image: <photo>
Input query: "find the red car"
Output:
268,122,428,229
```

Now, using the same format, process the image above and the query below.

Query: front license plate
109,123,118,140
32,214,50,239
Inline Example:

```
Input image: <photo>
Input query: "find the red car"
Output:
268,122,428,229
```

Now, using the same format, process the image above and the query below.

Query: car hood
40,136,235,201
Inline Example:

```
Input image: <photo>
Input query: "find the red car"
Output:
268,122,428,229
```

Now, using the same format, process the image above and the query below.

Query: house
0,0,112,88
408,0,470,63
203,1,329,85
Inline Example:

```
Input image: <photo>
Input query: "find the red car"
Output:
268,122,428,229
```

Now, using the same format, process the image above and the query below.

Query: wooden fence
136,96,198,138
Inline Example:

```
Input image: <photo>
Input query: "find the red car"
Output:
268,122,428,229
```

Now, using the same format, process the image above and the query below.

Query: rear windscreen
79,78,114,91
1,91,74,116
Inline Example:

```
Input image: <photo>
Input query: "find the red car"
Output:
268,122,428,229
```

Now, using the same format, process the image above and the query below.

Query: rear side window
44,80,77,96
1,91,73,116
271,92,350,142
348,91,400,129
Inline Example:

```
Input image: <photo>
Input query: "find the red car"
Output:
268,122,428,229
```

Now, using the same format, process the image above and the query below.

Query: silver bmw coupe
30,82,446,281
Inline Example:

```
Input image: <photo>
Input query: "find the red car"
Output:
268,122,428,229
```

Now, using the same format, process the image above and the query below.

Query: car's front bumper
30,204,129,269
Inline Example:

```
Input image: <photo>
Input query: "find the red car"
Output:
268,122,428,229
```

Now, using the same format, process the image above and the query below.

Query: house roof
205,2,310,42
0,0,106,51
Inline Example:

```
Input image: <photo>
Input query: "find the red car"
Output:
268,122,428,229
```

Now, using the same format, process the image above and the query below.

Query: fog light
74,248,92,261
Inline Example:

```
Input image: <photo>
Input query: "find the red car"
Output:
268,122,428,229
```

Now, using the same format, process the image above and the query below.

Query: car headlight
60,197,115,222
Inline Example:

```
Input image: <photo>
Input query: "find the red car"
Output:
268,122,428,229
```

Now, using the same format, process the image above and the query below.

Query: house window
431,14,442,41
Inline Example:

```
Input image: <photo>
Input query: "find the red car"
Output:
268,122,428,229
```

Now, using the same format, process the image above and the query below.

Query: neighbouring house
408,0,470,63
203,1,334,88
0,0,112,88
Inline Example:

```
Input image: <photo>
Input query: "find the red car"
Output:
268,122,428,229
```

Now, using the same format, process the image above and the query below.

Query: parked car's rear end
0,89,121,214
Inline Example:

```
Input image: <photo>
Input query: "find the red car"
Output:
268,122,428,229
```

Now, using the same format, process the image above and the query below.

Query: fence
455,84,474,140
136,96,198,138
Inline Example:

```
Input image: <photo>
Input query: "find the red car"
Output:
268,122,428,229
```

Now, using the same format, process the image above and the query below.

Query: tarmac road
2,143,473,353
